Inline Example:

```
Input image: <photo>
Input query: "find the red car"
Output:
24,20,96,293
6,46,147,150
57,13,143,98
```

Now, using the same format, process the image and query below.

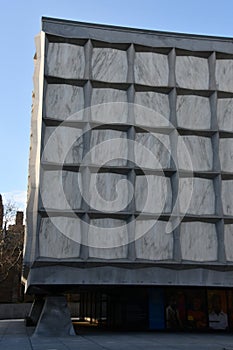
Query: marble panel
135,175,172,214
135,220,173,260
216,59,233,92
224,225,233,261
91,88,128,123
219,139,233,172
39,216,81,258
177,135,213,171
135,132,171,169
40,170,82,210
134,52,169,86
42,126,83,164
177,95,211,130
217,98,233,132
179,178,215,215
92,48,127,82
180,222,217,261
176,56,209,90
134,91,170,127
46,42,85,79
45,84,84,120
88,218,128,259
222,180,233,216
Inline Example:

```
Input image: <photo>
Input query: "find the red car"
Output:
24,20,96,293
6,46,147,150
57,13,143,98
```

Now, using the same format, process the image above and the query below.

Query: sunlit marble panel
222,180,233,216
92,48,128,82
46,42,85,79
45,84,84,120
180,222,217,261
177,135,213,171
216,59,233,92
39,217,81,258
134,52,169,86
176,56,209,90
176,95,211,130
219,139,233,172
217,98,233,132
135,220,173,260
224,225,233,261
135,175,172,214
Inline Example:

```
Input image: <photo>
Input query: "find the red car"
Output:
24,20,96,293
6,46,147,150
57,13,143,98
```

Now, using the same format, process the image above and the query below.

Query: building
24,17,233,334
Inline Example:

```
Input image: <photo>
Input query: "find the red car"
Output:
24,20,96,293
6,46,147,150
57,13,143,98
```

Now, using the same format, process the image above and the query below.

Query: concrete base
33,295,75,336
26,297,44,326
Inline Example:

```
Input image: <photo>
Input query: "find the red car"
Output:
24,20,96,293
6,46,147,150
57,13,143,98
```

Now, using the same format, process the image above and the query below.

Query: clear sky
1,0,233,210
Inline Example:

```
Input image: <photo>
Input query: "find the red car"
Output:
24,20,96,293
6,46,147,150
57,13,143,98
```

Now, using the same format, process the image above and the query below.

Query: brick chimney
15,211,24,227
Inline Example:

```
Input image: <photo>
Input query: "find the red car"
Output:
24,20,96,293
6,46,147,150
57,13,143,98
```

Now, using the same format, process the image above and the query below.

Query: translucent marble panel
42,126,83,164
40,170,82,210
179,178,215,215
176,56,209,90
92,48,127,82
180,222,217,261
135,175,172,214
134,91,170,127
90,130,128,166
222,180,233,216
134,52,169,86
224,225,233,261
217,98,233,132
219,139,233,172
88,218,128,259
177,95,211,130
135,220,173,260
39,217,81,258
45,84,84,120
89,173,130,212
46,42,85,79
91,88,128,123
135,132,171,169
216,59,233,93
177,136,213,171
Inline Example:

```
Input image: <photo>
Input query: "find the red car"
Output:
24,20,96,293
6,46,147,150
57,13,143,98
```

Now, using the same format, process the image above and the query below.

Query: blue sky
1,0,233,210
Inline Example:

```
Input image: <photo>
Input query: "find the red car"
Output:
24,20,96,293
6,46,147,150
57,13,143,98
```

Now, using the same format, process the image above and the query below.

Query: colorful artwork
186,290,207,330
207,290,228,330
165,290,185,330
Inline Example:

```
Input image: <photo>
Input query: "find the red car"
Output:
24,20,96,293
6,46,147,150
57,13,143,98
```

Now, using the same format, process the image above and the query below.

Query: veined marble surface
91,88,128,124
135,220,173,260
88,218,128,259
176,95,211,130
39,216,81,258
42,126,83,164
180,222,217,261
217,98,233,132
46,42,85,79
176,56,209,90
89,173,130,212
224,225,233,261
219,138,233,172
134,52,169,86
179,178,215,215
92,48,128,82
222,180,233,216
177,135,213,171
135,132,171,169
134,91,170,127
216,59,233,93
135,175,172,214
45,84,84,120
40,170,82,210
90,130,128,166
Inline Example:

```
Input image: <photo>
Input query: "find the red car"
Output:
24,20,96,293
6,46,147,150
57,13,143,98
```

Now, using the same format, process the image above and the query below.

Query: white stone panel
219,139,233,172
46,42,85,79
176,56,209,90
216,59,233,92
222,180,233,216
178,136,213,171
39,217,81,258
40,170,82,210
92,48,127,82
45,84,84,120
134,52,169,86
179,178,215,215
134,91,170,127
177,95,211,130
42,126,83,164
180,222,217,261
217,98,233,132
135,175,172,214
135,220,173,260
224,225,233,261
135,132,171,169
88,218,128,259
91,88,128,123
